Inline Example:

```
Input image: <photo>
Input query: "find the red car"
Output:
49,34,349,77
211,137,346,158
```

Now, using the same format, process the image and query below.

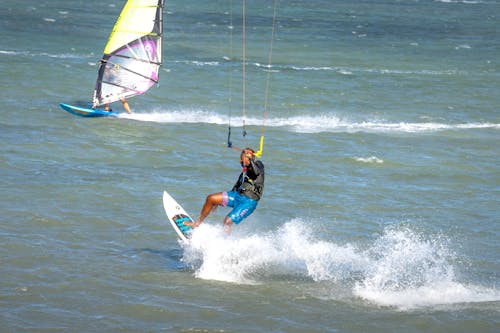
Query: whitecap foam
435,0,482,4
0,50,18,55
0,49,90,59
173,60,220,67
355,280,500,310
455,44,472,50
118,109,500,134
266,116,500,134
355,156,384,164
284,63,465,76
118,109,227,124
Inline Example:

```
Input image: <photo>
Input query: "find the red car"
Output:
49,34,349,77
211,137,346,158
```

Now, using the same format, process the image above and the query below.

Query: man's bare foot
184,220,201,228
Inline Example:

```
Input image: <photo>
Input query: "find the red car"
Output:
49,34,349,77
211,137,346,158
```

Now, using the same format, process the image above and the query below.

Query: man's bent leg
184,192,223,227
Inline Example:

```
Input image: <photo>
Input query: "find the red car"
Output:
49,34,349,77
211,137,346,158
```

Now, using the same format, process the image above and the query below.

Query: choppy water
1,0,499,332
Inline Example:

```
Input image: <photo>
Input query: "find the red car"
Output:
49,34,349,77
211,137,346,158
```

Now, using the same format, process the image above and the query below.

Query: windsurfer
184,148,265,234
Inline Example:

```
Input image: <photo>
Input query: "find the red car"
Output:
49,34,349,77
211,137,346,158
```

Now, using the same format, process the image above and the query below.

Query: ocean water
1,0,499,332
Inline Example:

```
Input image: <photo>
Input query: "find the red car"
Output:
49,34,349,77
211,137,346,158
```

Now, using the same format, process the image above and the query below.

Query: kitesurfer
184,148,265,234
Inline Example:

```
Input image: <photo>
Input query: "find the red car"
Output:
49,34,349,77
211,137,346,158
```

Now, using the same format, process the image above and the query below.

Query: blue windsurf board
60,103,120,117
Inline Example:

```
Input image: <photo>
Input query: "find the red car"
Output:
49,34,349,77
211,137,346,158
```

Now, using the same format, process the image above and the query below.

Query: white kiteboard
162,191,194,242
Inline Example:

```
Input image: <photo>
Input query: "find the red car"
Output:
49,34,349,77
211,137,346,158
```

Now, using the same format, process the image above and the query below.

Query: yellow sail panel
104,0,161,55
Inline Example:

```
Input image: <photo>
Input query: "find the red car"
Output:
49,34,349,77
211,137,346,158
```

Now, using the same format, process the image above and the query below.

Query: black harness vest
232,160,265,201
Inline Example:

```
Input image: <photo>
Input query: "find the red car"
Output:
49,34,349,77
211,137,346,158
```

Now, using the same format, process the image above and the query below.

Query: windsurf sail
92,0,164,108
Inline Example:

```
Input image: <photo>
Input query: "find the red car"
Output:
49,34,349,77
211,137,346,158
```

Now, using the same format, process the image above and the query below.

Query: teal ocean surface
1,0,499,332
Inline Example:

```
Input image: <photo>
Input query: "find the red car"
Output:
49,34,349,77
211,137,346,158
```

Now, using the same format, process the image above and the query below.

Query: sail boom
100,80,156,95
105,54,162,67
100,62,160,86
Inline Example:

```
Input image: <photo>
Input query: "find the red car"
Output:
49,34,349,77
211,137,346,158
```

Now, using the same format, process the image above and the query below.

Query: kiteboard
162,191,193,242
60,103,119,117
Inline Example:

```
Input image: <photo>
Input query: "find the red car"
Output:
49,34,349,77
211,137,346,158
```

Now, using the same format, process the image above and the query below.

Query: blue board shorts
222,191,258,224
